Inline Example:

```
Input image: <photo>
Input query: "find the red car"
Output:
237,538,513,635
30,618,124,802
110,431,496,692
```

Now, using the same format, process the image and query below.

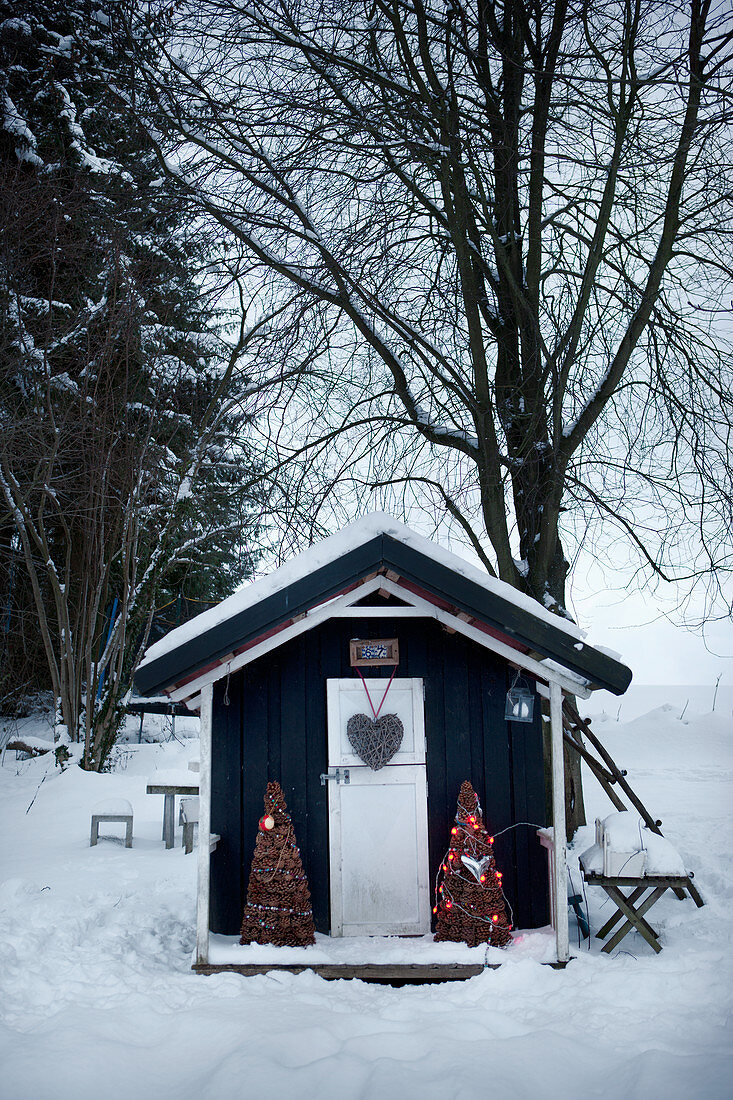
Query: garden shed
136,514,631,975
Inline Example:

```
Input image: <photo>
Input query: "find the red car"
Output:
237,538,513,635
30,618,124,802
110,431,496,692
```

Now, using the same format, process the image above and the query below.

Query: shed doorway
325,678,430,936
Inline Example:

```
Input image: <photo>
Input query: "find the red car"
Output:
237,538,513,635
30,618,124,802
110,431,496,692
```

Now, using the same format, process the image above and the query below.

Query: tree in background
126,0,732,830
125,0,733,613
0,1,262,768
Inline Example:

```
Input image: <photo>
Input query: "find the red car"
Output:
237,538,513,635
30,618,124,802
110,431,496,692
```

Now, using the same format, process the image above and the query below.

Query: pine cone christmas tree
434,780,512,948
240,781,316,947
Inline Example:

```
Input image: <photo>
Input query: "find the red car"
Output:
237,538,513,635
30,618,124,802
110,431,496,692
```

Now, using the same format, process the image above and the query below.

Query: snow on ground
584,681,733,723
1,699,732,1100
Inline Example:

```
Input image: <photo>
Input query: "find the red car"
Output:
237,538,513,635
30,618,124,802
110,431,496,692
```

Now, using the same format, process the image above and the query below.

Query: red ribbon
355,664,398,719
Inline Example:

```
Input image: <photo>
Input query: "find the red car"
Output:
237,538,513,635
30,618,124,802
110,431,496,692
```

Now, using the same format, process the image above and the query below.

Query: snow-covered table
579,812,703,953
146,778,199,849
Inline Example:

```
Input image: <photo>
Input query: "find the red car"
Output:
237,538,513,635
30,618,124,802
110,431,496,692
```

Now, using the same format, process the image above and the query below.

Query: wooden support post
550,680,569,963
196,683,213,967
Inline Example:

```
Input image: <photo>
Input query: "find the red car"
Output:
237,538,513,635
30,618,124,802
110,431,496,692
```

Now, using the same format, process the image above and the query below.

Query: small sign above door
349,638,399,666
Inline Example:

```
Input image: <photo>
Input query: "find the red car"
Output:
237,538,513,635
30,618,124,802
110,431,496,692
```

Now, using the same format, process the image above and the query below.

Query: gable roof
135,514,632,698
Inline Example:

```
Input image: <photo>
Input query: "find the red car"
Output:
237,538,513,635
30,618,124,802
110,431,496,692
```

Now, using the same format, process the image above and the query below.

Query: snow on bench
90,798,133,848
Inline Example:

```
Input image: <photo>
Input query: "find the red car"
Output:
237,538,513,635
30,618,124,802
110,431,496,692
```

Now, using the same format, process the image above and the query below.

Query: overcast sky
570,557,732,688
432,518,733,689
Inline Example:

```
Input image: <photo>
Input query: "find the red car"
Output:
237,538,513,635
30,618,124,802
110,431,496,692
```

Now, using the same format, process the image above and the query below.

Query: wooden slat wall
209,679,244,934
209,610,549,936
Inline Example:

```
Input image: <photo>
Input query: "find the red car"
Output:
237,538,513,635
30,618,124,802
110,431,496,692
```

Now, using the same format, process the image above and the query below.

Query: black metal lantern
505,673,535,723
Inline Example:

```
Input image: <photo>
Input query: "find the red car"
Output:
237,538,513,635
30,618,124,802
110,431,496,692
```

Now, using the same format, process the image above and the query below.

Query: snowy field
1,695,731,1100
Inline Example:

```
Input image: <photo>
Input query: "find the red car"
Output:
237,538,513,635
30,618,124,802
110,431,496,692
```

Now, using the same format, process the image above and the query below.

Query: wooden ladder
562,700,703,906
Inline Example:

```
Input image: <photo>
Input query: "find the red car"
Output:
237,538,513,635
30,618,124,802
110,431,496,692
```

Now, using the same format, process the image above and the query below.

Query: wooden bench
90,798,133,848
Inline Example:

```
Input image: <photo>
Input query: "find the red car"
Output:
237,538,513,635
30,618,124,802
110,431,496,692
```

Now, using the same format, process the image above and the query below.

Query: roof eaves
135,531,631,698
134,536,387,695
378,537,631,695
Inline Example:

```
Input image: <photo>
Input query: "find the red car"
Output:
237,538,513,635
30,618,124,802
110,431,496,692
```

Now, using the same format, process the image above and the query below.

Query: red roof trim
168,575,526,695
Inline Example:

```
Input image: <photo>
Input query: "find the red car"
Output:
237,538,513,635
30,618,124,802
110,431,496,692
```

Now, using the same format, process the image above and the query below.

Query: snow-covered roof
136,513,632,697
142,513,580,666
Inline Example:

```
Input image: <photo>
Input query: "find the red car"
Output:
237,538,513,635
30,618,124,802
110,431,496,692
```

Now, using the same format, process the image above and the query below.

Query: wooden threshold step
193,960,569,982
193,962,486,982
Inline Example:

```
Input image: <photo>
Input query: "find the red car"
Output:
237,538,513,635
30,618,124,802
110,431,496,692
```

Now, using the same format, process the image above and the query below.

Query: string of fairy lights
434,797,524,930
251,868,307,877
247,902,312,916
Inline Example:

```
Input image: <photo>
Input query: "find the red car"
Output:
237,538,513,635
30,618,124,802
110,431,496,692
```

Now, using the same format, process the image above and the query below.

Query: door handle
320,768,351,785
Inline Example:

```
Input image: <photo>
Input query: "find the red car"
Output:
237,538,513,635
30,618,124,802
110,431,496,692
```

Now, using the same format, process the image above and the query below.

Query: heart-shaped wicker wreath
346,712,404,770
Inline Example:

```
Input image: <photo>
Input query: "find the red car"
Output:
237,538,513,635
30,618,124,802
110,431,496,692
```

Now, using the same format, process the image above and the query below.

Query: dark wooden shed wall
209,613,550,936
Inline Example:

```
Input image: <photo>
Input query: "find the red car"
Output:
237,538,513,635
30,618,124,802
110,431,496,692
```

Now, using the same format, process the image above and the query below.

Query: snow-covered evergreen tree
0,0,260,767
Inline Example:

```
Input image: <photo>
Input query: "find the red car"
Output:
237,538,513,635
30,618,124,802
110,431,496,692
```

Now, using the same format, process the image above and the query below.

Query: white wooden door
326,678,430,936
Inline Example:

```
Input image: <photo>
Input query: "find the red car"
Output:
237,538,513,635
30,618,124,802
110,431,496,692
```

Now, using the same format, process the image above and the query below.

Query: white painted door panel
330,766,430,936
326,678,430,937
